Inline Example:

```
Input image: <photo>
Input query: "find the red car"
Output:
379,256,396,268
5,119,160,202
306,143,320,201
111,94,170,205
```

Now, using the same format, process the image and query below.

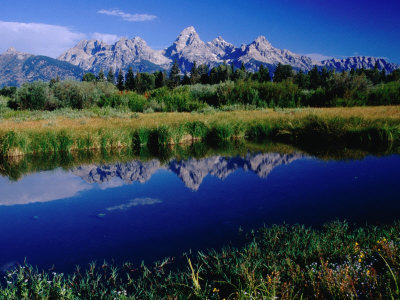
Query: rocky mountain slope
72,152,305,191
58,37,170,73
2,27,399,86
0,47,84,87
317,56,399,73
59,26,399,74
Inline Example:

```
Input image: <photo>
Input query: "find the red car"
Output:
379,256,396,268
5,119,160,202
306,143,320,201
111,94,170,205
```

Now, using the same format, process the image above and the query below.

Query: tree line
1,61,399,111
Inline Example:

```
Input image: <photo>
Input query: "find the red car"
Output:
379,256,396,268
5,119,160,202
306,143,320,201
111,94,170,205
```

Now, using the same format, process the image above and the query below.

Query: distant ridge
1,26,399,86
59,26,400,74
0,47,83,87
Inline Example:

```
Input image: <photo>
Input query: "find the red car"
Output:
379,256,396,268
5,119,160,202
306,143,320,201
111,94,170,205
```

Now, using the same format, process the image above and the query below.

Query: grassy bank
1,106,400,157
1,221,399,299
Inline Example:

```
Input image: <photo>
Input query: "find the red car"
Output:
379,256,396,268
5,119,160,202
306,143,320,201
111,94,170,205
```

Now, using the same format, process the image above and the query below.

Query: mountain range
0,47,84,87
0,26,399,86
72,152,305,191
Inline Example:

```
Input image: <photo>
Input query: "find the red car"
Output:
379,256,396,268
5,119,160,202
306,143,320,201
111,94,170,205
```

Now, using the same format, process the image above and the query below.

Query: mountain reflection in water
72,152,305,191
0,147,399,274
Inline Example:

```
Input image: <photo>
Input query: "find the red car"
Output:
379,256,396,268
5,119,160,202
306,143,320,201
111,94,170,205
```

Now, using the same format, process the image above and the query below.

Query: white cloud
91,32,121,45
0,170,91,206
0,21,85,58
106,197,162,211
98,9,157,22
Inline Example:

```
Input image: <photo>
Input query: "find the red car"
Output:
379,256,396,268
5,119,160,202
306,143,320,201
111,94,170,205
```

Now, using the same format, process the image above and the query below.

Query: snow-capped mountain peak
253,36,273,49
57,26,399,75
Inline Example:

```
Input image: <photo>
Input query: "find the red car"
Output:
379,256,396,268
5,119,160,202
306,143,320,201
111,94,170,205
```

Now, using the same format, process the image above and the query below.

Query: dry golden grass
1,106,399,134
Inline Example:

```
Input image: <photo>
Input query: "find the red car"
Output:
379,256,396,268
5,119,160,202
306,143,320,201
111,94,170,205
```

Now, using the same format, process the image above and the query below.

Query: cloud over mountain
97,9,157,22
0,20,85,58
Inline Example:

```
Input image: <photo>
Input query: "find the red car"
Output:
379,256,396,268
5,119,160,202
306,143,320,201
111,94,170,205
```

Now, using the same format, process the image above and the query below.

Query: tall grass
0,107,399,157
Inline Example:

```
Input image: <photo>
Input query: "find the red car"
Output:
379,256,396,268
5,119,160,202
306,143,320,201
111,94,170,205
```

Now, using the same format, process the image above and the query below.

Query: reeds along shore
1,108,400,157
1,221,400,299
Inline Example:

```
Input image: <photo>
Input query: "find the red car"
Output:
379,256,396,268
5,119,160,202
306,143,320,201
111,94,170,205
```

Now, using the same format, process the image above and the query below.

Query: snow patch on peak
6,47,18,54
180,26,197,34
253,36,272,49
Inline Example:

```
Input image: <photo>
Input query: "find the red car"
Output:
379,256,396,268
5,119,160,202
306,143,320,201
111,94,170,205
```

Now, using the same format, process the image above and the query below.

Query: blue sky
0,0,399,62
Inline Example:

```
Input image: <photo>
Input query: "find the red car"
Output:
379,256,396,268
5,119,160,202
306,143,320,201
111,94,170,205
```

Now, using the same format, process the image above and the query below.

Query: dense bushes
9,81,117,110
3,72,400,113
368,81,400,105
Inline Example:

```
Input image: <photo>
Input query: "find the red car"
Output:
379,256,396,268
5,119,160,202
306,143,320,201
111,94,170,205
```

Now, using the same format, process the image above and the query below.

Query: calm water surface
0,148,399,273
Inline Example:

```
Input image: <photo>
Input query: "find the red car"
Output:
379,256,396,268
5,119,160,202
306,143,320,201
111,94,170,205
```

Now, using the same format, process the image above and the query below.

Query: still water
0,145,399,273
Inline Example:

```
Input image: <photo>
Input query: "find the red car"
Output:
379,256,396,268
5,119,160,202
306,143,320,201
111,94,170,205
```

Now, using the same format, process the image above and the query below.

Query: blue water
0,152,399,273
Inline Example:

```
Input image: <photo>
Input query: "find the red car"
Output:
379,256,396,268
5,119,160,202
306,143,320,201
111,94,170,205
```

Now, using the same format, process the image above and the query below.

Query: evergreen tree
125,67,135,91
294,70,310,89
97,68,105,81
198,64,210,84
116,69,124,91
273,63,293,82
320,67,331,88
380,68,386,83
107,68,115,84
135,72,142,93
49,76,60,87
370,62,381,85
82,72,96,82
155,71,167,88
182,72,191,85
258,64,271,83
190,61,200,84
209,67,219,84
168,60,181,88
309,65,322,89
136,73,155,93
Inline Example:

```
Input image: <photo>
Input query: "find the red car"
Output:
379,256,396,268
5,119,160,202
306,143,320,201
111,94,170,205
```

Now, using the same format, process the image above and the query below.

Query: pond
0,143,399,274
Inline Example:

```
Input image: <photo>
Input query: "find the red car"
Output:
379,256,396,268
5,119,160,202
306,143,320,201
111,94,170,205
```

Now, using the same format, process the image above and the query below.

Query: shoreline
1,221,399,299
1,106,400,157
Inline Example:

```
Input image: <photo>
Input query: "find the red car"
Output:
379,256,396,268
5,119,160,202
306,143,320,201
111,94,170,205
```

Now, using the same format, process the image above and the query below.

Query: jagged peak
5,47,18,54
210,36,233,46
180,26,197,35
253,36,272,48
175,26,201,42
117,37,129,42
131,36,148,45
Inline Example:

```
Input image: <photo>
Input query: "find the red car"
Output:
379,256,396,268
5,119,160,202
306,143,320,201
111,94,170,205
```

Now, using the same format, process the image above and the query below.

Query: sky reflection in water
0,152,399,273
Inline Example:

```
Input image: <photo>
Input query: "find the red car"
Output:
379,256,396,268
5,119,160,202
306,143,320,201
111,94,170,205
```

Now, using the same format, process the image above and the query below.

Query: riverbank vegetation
0,62,399,157
0,107,399,157
1,63,399,114
1,221,399,299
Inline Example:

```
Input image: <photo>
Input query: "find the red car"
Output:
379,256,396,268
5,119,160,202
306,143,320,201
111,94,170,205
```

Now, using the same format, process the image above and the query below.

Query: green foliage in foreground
1,221,400,299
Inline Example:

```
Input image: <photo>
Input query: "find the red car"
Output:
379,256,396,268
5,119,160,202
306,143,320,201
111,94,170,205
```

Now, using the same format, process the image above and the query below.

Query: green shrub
185,121,208,140
189,84,219,105
207,123,235,144
52,81,116,109
14,81,55,110
132,128,150,148
368,81,400,105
